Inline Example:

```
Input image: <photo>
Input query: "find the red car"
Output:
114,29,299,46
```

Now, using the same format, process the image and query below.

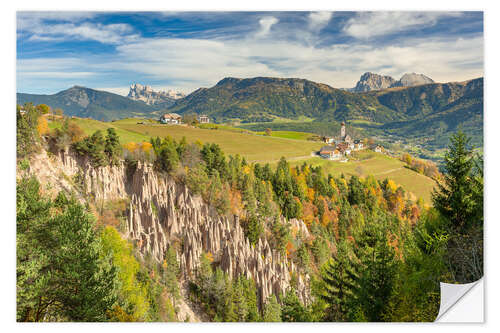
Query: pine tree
432,131,475,232
319,242,355,321
163,247,180,305
105,128,121,166
17,177,117,321
432,131,483,282
350,222,397,321
263,295,281,322
232,277,248,321
281,288,311,322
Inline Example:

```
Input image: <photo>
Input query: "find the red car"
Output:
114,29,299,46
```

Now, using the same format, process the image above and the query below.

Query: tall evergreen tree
263,295,282,322
319,242,355,321
105,128,121,166
432,131,476,232
433,131,483,282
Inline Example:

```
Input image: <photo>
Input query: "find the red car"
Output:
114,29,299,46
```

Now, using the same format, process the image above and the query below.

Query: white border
2,1,498,332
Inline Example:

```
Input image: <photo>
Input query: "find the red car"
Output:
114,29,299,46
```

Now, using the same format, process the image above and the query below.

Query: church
339,122,352,144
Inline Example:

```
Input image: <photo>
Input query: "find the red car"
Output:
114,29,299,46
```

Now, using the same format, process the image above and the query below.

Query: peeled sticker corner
435,278,484,322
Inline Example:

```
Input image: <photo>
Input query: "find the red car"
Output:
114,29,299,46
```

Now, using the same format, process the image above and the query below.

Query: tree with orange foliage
229,188,244,217
36,116,48,136
124,142,139,153
35,104,50,115
141,141,153,153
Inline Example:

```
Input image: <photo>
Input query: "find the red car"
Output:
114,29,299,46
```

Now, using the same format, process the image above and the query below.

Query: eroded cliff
20,149,310,308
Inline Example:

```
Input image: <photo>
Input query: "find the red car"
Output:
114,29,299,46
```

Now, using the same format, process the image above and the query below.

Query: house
372,144,383,153
160,113,182,124
319,146,341,160
353,139,364,150
323,136,335,145
198,115,210,123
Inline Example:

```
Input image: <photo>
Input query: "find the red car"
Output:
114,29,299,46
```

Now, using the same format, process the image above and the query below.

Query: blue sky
17,11,483,95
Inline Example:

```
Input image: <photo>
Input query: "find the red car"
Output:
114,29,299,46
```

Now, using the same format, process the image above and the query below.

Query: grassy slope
49,118,435,203
284,151,436,204
53,118,323,162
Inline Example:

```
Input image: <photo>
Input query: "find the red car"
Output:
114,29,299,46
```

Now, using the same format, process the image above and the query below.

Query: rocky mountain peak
350,72,435,92
127,83,185,105
392,73,435,87
352,72,397,92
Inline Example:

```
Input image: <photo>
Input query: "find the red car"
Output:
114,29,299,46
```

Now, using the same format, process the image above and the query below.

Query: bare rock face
391,73,434,88
351,72,435,92
127,83,185,105
24,149,310,307
352,72,397,92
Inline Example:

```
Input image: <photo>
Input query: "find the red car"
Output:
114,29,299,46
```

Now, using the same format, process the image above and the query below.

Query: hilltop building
160,113,182,124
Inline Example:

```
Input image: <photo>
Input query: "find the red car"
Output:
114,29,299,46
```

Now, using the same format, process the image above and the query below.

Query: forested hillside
16,103,483,322
171,76,483,152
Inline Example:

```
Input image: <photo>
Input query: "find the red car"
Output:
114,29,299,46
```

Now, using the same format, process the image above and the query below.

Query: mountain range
167,76,481,124
16,74,483,150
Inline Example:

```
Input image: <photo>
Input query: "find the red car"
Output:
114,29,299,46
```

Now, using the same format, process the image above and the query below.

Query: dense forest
17,103,483,322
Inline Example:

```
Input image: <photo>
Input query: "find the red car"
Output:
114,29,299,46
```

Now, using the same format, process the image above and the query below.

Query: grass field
52,118,323,162
255,130,315,140
283,150,437,204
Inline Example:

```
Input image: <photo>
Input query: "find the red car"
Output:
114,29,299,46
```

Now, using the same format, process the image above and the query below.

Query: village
319,122,383,162
157,112,385,162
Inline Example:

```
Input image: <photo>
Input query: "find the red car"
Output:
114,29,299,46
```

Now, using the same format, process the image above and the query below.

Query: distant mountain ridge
167,76,478,123
349,72,435,92
17,86,162,121
127,83,185,106
167,75,482,150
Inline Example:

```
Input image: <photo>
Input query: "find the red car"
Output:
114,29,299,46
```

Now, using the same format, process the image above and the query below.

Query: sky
16,11,484,95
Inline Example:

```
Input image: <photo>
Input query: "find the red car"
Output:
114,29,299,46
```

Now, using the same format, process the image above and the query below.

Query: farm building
353,139,364,150
198,115,210,123
323,136,335,144
319,146,342,160
160,113,182,124
372,144,384,153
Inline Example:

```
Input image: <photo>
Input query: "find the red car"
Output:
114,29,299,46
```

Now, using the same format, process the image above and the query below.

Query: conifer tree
319,242,355,321
263,295,282,322
432,130,475,232
105,127,121,166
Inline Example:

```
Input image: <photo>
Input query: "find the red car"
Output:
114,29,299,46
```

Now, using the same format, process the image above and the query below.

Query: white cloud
16,13,483,94
255,16,278,38
343,12,463,39
17,11,96,30
308,12,332,32
17,12,139,45
24,22,139,44
95,86,131,96
111,34,483,91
